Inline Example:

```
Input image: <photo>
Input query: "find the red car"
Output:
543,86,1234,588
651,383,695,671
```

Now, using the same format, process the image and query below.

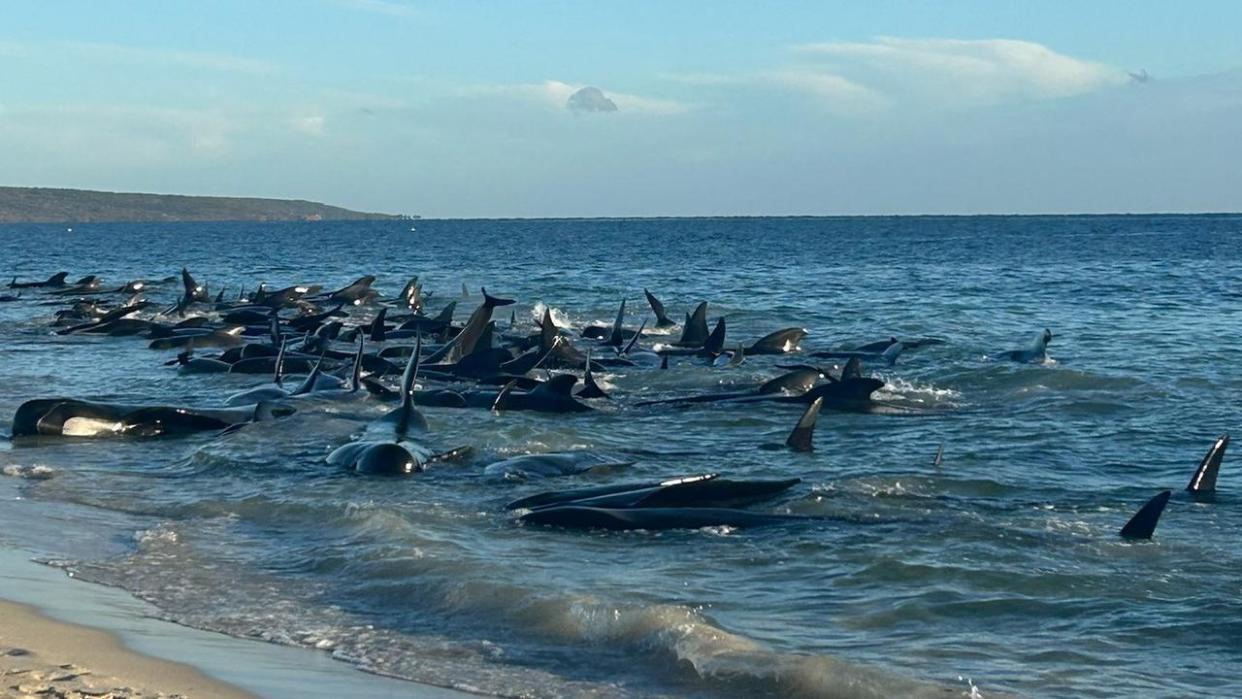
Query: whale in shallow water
993,329,1053,363
9,271,69,289
745,328,807,355
809,340,904,367
520,506,809,531
10,398,293,438
506,473,802,511
327,337,435,475
483,452,633,482
635,368,824,407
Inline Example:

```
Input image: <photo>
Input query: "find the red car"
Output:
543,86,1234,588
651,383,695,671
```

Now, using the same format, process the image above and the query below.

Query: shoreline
1,597,254,699
0,547,473,699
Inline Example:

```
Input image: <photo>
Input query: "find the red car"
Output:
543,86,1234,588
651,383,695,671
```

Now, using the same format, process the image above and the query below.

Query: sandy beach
0,544,470,699
1,599,253,699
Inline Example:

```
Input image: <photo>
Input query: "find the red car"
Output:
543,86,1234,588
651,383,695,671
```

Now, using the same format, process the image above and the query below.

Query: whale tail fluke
1187,434,1228,498
786,397,823,452
481,287,516,309
1120,490,1172,540
578,350,610,399
644,288,676,328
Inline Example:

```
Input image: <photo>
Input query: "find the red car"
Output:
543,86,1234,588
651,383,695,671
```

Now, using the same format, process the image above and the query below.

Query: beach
1,598,252,699
0,547,470,699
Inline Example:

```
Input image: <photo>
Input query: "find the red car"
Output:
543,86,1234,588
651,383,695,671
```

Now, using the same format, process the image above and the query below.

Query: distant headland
0,186,406,223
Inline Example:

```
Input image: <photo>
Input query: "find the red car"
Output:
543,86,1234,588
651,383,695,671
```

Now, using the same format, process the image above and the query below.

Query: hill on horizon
0,186,402,223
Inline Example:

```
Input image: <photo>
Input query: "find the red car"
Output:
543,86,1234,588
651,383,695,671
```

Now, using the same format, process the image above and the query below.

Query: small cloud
566,86,618,113
1128,69,1153,84
291,115,326,136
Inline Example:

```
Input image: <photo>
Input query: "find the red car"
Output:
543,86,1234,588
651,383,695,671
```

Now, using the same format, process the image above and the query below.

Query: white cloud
765,70,889,115
291,115,327,136
789,37,1125,108
61,41,278,76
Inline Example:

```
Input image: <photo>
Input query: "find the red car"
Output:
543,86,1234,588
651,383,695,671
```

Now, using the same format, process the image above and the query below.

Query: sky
1,1,1240,217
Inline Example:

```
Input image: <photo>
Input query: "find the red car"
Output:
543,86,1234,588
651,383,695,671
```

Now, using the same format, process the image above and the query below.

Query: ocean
1,215,1240,698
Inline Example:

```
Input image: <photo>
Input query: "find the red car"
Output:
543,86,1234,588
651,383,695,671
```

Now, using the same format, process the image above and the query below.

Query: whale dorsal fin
786,397,823,452
349,335,365,392
401,335,422,409
539,309,558,352
1187,434,1229,496
268,312,282,348
703,317,727,356
728,343,745,368
369,307,388,343
881,341,904,366
273,338,288,387
292,351,327,395
608,299,626,345
840,357,862,380
492,380,517,411
435,300,457,325
678,302,709,346
621,320,646,356
932,444,944,467
1120,490,1172,540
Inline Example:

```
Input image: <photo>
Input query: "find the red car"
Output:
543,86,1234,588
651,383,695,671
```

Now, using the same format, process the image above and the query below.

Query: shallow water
1,215,1240,698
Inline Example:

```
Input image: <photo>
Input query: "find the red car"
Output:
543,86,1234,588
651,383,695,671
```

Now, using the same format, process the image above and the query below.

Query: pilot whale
994,329,1053,363
11,398,293,438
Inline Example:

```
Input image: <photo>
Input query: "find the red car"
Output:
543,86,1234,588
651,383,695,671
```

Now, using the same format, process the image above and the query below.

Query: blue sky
2,1,1240,216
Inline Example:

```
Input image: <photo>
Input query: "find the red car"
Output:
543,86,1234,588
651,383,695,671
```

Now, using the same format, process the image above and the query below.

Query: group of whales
4,268,1222,538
